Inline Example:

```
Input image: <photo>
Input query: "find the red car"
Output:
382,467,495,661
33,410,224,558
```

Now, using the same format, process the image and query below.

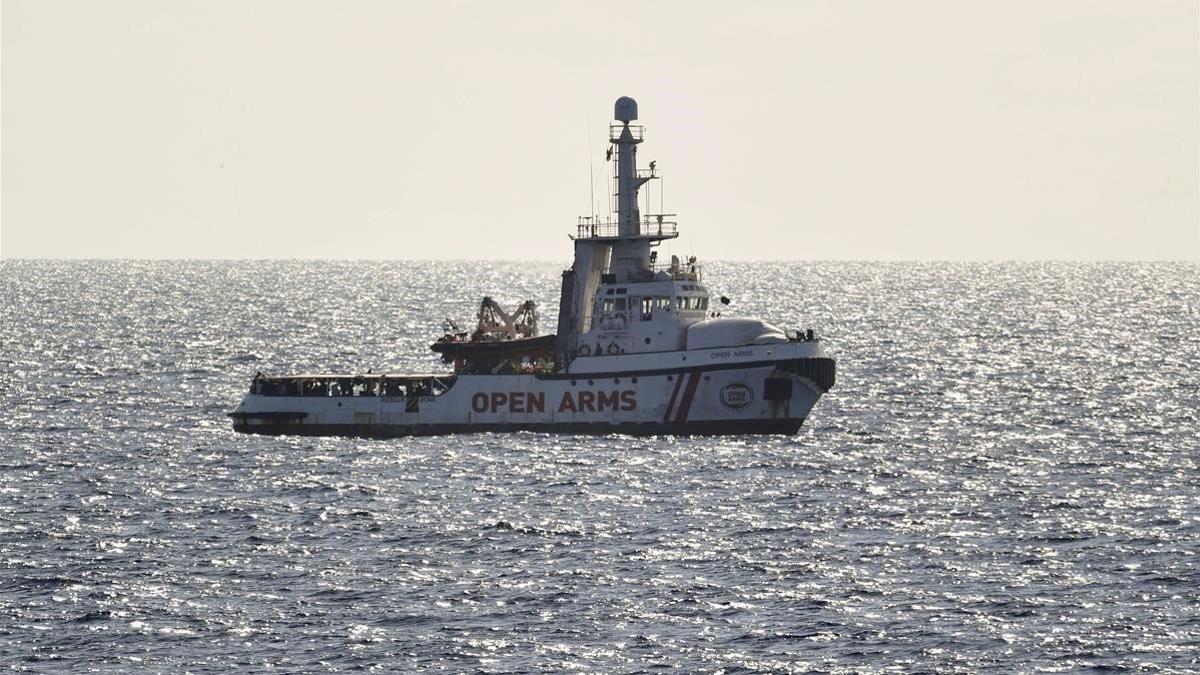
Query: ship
229,97,835,437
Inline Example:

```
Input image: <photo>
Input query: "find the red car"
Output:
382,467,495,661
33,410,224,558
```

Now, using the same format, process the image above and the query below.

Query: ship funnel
614,96,638,122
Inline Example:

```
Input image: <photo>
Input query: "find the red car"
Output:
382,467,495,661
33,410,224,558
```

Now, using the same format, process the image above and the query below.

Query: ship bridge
555,96,702,367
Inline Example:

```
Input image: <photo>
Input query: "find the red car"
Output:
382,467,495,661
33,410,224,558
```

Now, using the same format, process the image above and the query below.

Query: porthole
644,337,651,344
614,378,620,384
631,377,638,383
588,379,594,386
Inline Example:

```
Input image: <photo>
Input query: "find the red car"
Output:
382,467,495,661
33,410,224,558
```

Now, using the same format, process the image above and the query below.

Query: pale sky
2,0,1197,260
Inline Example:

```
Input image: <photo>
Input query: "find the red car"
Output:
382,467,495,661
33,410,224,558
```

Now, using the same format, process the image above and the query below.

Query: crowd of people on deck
249,373,437,398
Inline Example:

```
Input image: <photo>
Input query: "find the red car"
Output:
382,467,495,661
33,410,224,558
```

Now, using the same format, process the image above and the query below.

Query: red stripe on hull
663,373,685,423
674,371,702,423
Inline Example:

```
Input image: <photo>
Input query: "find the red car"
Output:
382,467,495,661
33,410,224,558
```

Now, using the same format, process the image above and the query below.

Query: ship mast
607,96,673,282
613,97,651,239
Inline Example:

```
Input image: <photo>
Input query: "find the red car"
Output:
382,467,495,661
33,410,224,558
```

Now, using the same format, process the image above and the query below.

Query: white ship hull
229,342,834,437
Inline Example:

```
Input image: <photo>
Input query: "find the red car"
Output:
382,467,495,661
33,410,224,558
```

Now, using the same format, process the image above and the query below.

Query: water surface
1,261,1197,672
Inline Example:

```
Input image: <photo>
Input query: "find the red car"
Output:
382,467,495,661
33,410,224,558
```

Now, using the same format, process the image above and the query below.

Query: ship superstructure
229,97,835,436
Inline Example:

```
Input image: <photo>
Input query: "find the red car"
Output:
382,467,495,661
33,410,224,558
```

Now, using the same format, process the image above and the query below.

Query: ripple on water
0,260,1197,672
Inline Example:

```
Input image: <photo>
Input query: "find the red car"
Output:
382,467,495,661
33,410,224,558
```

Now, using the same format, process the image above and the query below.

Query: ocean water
1,260,1197,673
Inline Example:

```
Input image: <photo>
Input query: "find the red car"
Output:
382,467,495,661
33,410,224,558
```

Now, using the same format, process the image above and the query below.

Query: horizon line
1,257,1198,264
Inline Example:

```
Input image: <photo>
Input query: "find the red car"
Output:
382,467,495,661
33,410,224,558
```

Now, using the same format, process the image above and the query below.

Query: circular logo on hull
720,383,754,409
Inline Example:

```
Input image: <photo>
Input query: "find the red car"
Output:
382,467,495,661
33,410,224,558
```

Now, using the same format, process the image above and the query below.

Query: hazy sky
2,0,1197,260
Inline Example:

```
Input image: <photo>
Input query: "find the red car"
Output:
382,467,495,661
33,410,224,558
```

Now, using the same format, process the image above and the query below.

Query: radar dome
614,96,638,122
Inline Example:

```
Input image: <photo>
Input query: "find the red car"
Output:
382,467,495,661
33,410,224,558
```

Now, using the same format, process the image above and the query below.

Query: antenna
587,115,595,219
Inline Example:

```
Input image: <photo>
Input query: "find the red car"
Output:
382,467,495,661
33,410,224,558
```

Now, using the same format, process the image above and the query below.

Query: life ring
579,344,592,356
607,342,621,355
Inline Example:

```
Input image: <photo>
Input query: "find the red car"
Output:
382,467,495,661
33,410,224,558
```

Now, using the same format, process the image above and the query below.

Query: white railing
609,124,644,141
574,214,678,239
602,261,702,283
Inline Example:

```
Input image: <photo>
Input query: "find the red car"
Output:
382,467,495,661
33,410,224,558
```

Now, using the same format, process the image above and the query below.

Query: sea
1,260,1197,673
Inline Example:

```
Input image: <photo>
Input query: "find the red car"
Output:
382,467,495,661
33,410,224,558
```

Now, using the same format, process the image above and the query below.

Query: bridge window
673,295,707,311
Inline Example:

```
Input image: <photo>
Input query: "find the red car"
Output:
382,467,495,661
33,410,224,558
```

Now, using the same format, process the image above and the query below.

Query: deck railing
574,214,677,240
602,261,702,283
609,124,644,141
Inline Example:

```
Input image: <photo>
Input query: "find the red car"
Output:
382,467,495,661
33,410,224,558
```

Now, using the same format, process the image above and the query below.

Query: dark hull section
230,418,805,438
430,334,557,357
